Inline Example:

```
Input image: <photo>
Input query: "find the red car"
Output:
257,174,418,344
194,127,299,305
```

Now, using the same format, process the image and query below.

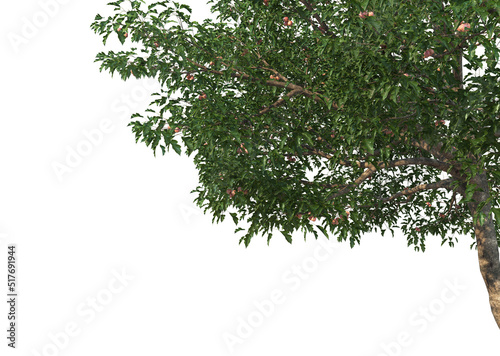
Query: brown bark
467,172,500,328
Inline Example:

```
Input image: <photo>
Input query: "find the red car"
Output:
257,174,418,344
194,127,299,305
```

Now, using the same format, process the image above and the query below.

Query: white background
1,0,499,355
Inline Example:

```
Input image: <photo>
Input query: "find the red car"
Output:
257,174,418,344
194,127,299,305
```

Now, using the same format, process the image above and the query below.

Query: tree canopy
90,0,499,250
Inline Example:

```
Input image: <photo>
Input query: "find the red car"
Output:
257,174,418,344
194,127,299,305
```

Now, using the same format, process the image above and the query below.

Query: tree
91,0,500,327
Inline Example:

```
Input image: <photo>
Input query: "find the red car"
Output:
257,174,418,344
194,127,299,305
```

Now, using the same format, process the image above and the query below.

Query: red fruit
243,190,248,195
124,33,128,38
226,189,232,195
423,49,435,58
174,127,180,133
426,202,431,207
154,42,159,47
368,11,374,16
237,187,243,192
359,11,368,19
309,216,316,222
209,61,214,66
284,17,289,22
296,214,303,219
287,20,292,26
230,190,236,198
415,227,421,232
332,218,339,225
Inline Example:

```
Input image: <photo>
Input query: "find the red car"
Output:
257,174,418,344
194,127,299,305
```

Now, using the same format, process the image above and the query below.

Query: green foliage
91,0,500,248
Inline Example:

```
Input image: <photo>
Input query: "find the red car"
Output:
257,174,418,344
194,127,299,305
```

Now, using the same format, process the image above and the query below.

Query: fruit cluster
283,17,292,26
226,187,249,198
198,92,207,100
237,143,248,154
186,74,194,81
359,11,374,19
269,74,280,80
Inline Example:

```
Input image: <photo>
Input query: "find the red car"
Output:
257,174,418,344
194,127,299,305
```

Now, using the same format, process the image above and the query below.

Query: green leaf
281,230,293,244
362,138,375,154
492,208,500,223
381,85,391,101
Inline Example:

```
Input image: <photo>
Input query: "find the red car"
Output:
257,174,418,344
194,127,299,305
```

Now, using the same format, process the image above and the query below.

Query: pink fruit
457,22,470,32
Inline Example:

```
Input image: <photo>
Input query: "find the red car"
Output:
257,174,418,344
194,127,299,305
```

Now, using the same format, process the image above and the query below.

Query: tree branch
357,178,456,208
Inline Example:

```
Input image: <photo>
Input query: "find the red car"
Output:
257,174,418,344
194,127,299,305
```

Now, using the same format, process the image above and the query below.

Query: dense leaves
91,0,500,249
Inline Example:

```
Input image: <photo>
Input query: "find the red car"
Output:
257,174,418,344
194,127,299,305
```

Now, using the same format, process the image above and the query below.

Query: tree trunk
467,172,500,328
